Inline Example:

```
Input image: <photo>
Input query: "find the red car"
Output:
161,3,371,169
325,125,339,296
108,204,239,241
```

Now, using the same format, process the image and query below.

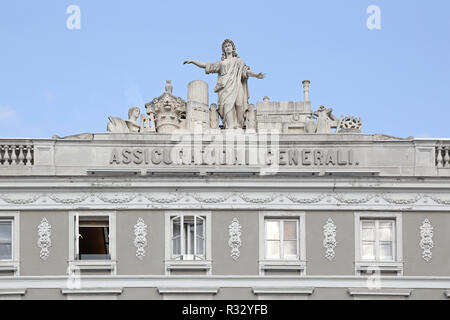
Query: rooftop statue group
107,39,362,134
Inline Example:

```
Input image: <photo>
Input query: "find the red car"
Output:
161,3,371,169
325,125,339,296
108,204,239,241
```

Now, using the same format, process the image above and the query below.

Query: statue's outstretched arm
184,60,207,69
247,70,266,79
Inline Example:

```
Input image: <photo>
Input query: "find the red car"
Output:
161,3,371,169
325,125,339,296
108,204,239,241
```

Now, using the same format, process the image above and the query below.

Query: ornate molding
419,219,434,262
228,218,242,260
3,191,450,209
332,193,374,204
191,192,234,203
37,218,52,260
133,218,148,260
0,193,40,204
323,218,337,261
286,193,326,204
143,192,182,203
97,193,137,204
48,193,89,204
239,193,278,203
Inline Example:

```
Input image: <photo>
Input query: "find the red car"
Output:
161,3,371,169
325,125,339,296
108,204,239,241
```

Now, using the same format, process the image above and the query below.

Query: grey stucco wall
306,211,354,275
212,211,259,275
403,211,450,276
116,210,165,275
20,211,68,276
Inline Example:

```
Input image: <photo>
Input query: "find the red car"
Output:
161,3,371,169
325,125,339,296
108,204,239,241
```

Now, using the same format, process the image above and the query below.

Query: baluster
444,146,450,167
4,146,11,165
0,146,4,166
18,145,25,165
10,146,17,165
26,145,33,166
436,146,444,167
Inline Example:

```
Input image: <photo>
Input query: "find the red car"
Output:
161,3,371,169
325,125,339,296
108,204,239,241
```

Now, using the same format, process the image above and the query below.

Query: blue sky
0,0,449,138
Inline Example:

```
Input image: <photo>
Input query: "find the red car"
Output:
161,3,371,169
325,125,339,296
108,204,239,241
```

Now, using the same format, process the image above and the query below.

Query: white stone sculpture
209,104,220,129
134,218,148,260
323,218,337,261
184,39,265,129
228,218,242,260
145,81,187,133
313,105,339,134
107,107,154,133
419,219,433,262
37,218,52,260
246,105,257,131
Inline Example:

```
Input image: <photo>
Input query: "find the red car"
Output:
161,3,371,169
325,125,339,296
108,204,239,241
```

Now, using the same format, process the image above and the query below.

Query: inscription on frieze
109,147,358,167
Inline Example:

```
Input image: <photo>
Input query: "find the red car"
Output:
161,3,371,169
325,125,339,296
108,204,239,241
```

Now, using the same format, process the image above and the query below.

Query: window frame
68,211,116,274
264,218,299,260
354,212,403,276
164,211,212,275
0,212,20,275
258,211,306,275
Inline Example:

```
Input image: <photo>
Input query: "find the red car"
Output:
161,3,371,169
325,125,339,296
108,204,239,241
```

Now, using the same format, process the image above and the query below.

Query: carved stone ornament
338,116,362,133
419,219,434,262
228,218,242,260
323,218,337,261
134,218,148,260
37,218,52,260
145,82,187,133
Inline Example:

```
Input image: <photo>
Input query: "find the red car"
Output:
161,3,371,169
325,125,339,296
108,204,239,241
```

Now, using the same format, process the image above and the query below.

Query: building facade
1,72,450,300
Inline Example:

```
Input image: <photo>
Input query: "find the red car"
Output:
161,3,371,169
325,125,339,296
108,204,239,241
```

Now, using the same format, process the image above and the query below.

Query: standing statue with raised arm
184,39,265,129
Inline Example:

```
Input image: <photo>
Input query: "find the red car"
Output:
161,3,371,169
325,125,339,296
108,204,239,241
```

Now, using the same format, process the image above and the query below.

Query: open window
164,211,212,275
170,215,205,261
69,212,116,274
76,216,110,260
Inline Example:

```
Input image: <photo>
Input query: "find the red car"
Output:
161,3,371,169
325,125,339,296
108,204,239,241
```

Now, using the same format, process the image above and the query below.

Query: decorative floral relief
381,193,422,205
419,219,434,262
191,192,234,203
286,193,326,204
134,218,148,260
143,192,182,203
228,218,242,260
332,193,374,204
0,193,41,204
48,193,89,204
428,195,450,205
97,193,137,204
323,218,337,261
37,218,52,260
239,193,278,203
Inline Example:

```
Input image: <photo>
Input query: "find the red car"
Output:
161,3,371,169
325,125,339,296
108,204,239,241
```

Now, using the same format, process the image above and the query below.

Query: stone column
187,80,209,131
302,80,310,101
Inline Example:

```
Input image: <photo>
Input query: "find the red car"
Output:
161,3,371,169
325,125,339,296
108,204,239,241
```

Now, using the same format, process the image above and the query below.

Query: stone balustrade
436,144,450,168
0,144,34,166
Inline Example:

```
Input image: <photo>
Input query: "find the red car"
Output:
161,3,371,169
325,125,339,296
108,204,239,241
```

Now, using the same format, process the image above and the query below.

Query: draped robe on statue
205,57,250,129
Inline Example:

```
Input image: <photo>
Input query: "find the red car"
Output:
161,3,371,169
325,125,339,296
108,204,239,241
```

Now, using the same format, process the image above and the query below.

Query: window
0,212,19,275
265,219,298,260
77,217,110,260
258,212,306,275
69,212,116,274
354,212,403,275
0,220,12,260
171,215,205,260
360,220,394,261
164,211,212,275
